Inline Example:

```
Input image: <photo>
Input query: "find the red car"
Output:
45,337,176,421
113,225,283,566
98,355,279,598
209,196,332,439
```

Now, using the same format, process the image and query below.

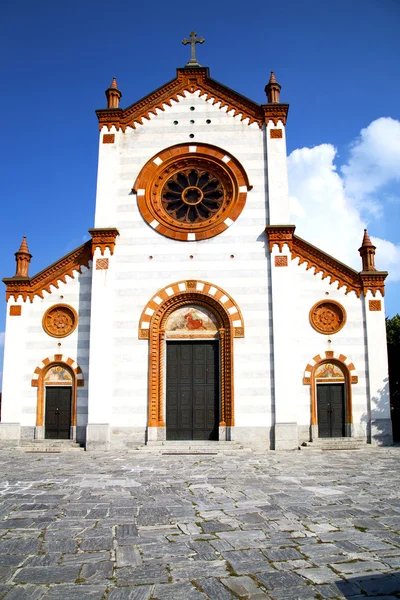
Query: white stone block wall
93,92,275,445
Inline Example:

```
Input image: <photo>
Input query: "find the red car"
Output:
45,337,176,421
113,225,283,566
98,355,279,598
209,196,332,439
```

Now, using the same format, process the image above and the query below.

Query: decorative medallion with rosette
133,144,251,241
42,304,78,338
309,300,346,335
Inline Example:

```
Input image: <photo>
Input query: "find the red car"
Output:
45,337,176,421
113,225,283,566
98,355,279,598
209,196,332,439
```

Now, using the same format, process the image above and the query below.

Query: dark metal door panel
317,384,345,438
330,384,345,437
45,387,72,439
166,341,219,440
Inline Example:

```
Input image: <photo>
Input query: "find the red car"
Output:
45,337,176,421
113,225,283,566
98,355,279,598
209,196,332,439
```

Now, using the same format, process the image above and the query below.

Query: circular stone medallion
309,300,346,335
42,304,78,338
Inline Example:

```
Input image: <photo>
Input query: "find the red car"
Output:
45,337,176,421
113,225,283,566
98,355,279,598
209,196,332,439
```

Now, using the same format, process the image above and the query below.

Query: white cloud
288,118,400,281
0,332,4,347
342,117,400,216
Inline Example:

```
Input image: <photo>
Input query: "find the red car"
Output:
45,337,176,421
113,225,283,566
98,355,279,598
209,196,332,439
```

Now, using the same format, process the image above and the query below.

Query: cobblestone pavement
0,448,399,599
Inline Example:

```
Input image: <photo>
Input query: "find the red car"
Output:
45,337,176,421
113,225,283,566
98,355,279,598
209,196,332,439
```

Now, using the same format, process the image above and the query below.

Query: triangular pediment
96,67,289,131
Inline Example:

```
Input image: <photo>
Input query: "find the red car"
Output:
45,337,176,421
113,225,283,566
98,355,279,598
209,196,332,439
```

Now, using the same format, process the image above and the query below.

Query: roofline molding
96,67,289,131
265,225,387,297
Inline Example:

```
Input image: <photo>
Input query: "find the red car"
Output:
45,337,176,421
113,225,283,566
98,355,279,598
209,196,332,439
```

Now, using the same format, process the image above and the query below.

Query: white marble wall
94,91,275,442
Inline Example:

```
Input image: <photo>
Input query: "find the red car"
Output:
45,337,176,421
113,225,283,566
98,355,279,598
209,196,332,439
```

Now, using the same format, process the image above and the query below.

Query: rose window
162,169,224,223
134,144,251,241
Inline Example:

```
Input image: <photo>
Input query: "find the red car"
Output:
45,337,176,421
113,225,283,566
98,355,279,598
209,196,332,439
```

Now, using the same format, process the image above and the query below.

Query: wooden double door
317,383,345,438
166,341,219,440
45,387,72,439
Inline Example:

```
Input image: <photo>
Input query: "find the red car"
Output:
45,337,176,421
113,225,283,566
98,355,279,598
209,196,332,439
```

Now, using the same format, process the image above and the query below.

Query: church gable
96,67,289,132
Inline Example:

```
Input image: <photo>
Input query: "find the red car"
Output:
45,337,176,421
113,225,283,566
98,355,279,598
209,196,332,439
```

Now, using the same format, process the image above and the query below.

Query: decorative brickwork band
274,255,288,267
9,305,21,316
139,281,243,430
96,258,109,270
31,355,84,429
303,351,358,428
270,129,283,138
88,228,119,256
369,299,382,311
102,134,115,144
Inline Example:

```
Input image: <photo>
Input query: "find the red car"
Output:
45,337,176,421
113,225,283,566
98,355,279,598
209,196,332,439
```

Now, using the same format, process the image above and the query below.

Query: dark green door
317,384,345,438
45,387,72,439
166,341,219,440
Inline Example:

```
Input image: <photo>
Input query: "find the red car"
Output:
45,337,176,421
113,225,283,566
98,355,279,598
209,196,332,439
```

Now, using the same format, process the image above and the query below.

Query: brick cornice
88,227,119,256
265,225,296,252
360,271,388,297
3,228,120,302
262,103,290,126
265,227,387,297
3,241,92,303
96,67,269,131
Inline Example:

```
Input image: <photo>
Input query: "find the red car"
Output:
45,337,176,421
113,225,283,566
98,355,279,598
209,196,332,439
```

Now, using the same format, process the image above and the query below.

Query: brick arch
140,283,244,434
31,355,84,430
303,351,358,431
139,280,244,339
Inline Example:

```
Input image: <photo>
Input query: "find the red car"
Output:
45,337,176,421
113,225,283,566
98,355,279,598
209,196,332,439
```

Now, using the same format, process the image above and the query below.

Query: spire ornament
14,236,32,278
105,77,122,109
265,71,281,103
182,31,205,67
359,228,376,272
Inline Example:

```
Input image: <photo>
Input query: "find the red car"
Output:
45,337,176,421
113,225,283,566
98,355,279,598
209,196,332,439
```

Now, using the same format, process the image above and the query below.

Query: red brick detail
275,255,288,267
339,354,347,362
325,351,334,358
9,305,21,316
270,129,283,138
351,376,359,384
54,354,63,361
103,133,115,144
369,300,382,311
96,258,109,270
303,377,311,385
266,225,295,252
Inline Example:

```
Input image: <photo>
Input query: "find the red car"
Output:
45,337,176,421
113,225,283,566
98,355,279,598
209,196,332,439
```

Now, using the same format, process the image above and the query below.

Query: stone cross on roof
182,31,205,67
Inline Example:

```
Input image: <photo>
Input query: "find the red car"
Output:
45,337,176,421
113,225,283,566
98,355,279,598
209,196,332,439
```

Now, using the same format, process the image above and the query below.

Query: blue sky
1,0,399,388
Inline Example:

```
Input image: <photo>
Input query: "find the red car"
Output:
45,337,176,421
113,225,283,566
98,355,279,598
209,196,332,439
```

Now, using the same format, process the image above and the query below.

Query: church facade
0,53,393,450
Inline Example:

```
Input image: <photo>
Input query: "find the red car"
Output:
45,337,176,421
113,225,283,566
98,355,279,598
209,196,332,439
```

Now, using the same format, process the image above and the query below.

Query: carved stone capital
89,228,120,256
265,225,295,252
360,271,388,297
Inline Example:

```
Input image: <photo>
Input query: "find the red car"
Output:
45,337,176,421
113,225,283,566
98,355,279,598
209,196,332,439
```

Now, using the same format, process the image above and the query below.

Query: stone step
301,437,367,451
19,440,85,453
136,441,252,454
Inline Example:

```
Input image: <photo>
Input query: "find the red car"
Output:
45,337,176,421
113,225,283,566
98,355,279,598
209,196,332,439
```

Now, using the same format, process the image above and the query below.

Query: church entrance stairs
18,439,85,453
300,437,367,451
136,440,253,455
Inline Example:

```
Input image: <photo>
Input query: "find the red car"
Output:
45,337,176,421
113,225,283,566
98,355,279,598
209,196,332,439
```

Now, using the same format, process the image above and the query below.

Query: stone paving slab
0,447,399,598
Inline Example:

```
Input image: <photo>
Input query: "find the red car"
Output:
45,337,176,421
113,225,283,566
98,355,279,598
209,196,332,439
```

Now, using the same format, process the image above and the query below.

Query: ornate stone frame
31,355,84,438
303,351,358,439
133,143,251,241
140,283,244,438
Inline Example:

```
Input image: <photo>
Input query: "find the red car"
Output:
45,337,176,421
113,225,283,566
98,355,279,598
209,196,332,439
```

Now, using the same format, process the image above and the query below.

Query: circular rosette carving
134,143,251,241
309,301,346,335
42,304,78,338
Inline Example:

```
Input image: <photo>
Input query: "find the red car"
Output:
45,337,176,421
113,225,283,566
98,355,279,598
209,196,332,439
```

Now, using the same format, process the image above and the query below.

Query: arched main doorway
139,280,244,441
